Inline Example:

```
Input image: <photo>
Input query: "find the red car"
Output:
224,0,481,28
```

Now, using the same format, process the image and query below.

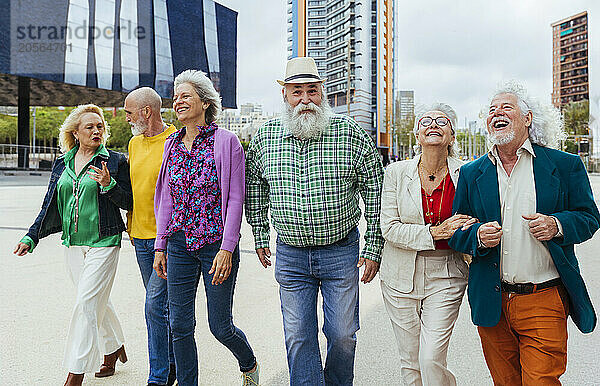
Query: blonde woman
13,104,132,386
380,103,475,386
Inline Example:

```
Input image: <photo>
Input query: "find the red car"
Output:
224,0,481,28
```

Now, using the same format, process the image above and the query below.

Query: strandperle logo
14,20,147,41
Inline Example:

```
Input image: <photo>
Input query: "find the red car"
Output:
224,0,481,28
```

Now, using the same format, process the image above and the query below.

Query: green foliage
240,140,249,151
106,108,185,153
395,113,415,147
0,107,75,145
563,100,589,135
564,140,578,154
456,131,487,158
162,109,183,130
31,107,70,141
394,113,416,159
0,114,17,143
0,106,189,154
104,108,131,153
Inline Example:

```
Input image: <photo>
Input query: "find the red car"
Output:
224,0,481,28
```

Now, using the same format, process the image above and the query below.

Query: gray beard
130,120,147,136
282,100,332,140
489,129,515,146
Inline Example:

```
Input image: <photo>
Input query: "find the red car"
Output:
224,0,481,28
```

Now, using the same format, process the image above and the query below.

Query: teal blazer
449,144,600,333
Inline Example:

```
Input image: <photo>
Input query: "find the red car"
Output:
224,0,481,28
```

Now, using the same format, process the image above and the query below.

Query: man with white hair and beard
123,87,177,386
246,57,384,385
449,81,600,385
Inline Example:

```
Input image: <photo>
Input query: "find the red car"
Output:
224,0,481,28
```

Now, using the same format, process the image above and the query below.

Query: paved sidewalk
1,175,599,385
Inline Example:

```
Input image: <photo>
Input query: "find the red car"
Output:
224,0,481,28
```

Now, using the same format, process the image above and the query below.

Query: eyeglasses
419,116,451,128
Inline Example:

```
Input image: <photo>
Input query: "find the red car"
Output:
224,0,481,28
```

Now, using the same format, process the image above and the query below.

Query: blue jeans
133,237,175,385
275,228,360,386
166,231,256,386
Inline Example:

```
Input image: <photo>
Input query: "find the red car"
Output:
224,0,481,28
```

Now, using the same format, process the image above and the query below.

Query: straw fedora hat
277,57,326,86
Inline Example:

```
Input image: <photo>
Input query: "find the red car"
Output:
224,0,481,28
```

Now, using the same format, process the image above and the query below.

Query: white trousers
381,253,467,386
63,246,125,374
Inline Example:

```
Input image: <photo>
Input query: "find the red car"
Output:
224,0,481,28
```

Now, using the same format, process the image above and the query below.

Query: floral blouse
166,123,223,251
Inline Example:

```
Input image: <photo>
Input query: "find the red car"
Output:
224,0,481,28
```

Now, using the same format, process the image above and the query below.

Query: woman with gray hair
153,70,258,386
379,103,475,385
13,104,132,386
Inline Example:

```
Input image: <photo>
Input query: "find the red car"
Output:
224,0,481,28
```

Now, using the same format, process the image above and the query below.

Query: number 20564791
17,42,72,53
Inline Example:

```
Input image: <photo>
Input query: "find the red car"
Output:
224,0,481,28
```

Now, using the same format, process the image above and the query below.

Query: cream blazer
379,155,464,293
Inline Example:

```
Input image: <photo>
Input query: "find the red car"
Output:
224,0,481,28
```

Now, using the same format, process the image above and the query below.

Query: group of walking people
13,56,600,386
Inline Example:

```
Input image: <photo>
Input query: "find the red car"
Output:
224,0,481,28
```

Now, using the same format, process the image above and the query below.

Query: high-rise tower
287,0,396,156
551,11,589,108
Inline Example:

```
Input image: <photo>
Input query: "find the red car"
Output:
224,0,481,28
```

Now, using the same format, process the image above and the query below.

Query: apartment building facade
396,90,414,121
287,0,396,157
551,11,589,108
220,103,274,142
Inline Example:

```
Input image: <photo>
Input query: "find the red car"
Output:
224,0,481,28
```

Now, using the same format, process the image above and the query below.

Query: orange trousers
477,286,569,386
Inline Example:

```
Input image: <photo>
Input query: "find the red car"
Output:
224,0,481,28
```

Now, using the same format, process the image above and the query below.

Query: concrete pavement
1,174,600,385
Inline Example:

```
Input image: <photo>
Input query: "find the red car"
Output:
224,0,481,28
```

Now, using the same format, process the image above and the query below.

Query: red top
421,173,455,250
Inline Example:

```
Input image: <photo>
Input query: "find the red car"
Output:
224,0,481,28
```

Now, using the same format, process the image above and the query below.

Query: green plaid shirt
245,114,384,262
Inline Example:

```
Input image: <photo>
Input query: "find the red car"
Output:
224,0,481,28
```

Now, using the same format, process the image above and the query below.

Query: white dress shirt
488,138,560,284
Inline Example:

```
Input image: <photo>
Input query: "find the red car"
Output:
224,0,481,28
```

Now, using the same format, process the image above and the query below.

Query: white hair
174,70,222,124
281,84,333,140
126,87,162,112
413,102,460,157
487,80,566,148
126,87,160,136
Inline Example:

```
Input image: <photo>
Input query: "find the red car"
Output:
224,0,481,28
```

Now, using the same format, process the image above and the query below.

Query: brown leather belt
501,278,562,295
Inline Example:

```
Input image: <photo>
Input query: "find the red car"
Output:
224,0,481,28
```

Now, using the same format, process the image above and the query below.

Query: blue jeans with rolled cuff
133,237,175,385
275,227,360,386
166,231,256,386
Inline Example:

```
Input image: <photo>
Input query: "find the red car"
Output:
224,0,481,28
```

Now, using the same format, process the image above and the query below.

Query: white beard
130,119,148,136
489,129,515,145
282,99,333,140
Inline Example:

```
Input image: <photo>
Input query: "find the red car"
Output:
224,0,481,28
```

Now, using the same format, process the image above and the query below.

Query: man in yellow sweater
124,87,177,386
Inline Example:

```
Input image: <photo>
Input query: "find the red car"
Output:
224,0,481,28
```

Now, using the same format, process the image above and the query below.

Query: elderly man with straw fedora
245,57,384,385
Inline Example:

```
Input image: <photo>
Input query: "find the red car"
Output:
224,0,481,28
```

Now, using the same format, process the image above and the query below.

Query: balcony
560,28,573,37
560,76,588,88
561,85,588,96
560,68,587,80
560,59,587,72
560,43,587,55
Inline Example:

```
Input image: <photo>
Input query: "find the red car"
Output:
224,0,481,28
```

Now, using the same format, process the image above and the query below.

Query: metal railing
0,144,60,170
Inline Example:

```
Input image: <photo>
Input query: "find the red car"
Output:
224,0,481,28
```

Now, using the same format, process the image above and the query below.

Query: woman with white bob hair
379,103,476,385
153,70,259,386
13,104,132,386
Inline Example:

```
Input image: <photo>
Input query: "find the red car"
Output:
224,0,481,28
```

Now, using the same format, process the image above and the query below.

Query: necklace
72,152,93,232
423,173,447,225
72,176,81,232
420,162,447,181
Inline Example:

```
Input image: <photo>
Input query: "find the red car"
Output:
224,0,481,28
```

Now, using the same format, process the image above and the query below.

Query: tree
563,100,589,135
105,109,132,153
394,113,415,160
31,107,70,148
161,109,183,130
106,108,184,153
562,101,589,155
0,114,17,144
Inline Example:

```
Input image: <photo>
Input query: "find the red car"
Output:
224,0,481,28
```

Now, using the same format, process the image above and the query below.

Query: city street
1,172,599,385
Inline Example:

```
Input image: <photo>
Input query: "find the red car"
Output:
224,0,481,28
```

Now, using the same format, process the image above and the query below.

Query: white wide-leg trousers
381,253,467,386
62,246,125,374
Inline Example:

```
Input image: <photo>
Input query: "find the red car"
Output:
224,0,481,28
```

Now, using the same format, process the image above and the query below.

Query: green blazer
449,144,600,333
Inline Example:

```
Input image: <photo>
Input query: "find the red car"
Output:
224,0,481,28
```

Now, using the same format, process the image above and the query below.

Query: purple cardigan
154,127,245,252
